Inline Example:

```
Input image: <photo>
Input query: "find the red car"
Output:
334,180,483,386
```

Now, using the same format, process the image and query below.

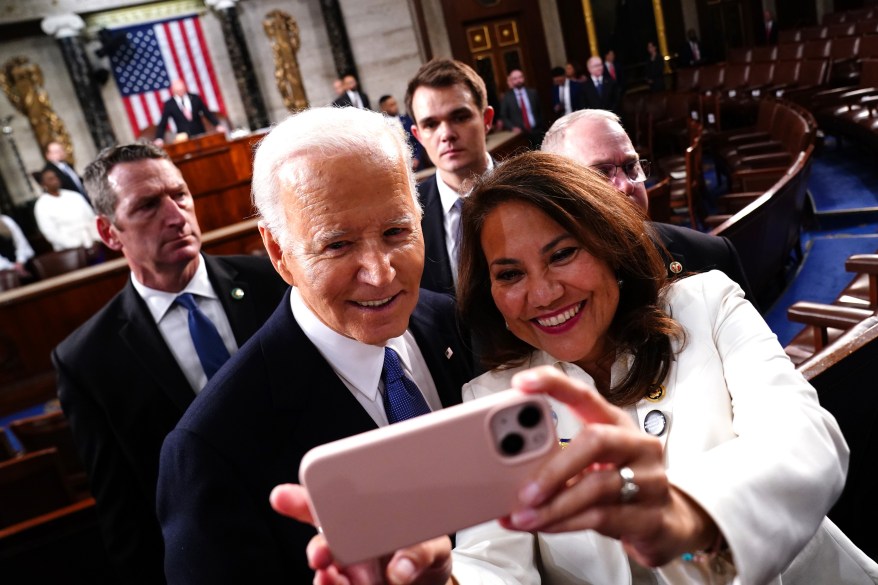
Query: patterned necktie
517,90,531,130
175,293,231,380
382,347,431,423
181,97,192,120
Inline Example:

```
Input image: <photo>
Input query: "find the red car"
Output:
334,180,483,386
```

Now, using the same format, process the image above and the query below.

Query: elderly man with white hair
156,107,473,584
540,108,755,306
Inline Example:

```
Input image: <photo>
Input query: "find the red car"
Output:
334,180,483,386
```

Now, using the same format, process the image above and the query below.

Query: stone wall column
319,0,358,80
206,0,269,130
41,14,116,150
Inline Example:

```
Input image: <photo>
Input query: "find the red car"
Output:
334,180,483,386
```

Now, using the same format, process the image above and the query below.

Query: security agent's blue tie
382,347,431,423
174,293,231,380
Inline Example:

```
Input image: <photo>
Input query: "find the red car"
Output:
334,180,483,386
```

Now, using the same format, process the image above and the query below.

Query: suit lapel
418,176,454,293
408,294,467,409
259,295,378,434
117,283,195,412
204,255,262,346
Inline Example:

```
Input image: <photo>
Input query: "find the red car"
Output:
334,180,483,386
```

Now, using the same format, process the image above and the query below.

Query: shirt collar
132,254,215,323
436,155,494,215
290,286,410,401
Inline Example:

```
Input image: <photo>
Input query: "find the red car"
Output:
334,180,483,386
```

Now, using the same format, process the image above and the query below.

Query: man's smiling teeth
357,296,393,307
535,303,581,327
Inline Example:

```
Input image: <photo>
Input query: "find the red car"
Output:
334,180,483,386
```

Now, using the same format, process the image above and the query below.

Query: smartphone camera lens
500,433,525,456
518,405,542,428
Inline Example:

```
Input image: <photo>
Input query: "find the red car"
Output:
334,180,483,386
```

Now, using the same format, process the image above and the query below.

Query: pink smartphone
299,389,558,565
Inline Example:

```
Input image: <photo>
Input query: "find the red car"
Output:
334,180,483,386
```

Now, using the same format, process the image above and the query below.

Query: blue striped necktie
175,293,231,379
382,347,431,423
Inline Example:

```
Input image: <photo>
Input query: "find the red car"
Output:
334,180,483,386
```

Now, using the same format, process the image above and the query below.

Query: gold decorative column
0,57,74,164
652,0,672,73
580,0,599,57
263,10,309,112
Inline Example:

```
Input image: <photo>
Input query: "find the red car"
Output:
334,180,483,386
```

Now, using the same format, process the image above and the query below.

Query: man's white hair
541,109,623,155
252,106,417,249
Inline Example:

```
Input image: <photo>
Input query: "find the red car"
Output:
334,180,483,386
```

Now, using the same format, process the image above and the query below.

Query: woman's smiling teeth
535,302,583,327
357,296,393,307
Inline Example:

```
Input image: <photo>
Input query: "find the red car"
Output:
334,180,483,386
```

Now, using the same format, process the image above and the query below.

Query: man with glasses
542,109,755,306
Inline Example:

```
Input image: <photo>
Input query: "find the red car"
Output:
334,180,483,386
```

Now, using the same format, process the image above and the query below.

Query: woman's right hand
501,366,720,568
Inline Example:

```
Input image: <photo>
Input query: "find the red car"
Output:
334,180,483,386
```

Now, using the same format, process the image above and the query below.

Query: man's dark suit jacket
43,160,90,204
418,174,456,296
583,76,620,112
652,221,757,309
155,92,219,140
680,40,705,67
157,288,474,584
759,21,779,45
500,87,544,135
54,254,287,584
552,80,586,118
331,90,371,110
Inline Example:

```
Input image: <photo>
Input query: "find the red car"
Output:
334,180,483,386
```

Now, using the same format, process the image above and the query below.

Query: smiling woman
451,151,877,584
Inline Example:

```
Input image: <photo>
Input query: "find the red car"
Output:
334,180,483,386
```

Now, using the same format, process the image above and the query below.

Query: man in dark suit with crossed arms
157,106,474,584
541,109,755,306
405,59,495,296
53,142,288,583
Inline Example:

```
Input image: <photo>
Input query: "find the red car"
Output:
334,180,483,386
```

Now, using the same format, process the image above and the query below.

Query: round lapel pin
669,261,683,274
644,409,668,436
231,287,245,300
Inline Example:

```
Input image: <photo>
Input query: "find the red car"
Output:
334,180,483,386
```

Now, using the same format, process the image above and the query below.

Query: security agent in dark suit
499,68,544,146
551,66,586,119
405,59,495,296
154,78,226,144
582,56,621,113
331,73,371,110
53,143,288,584
43,140,90,205
157,107,474,584
541,109,756,307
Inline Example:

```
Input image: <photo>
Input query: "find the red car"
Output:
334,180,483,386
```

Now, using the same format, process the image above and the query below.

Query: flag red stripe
122,97,140,136
162,22,189,92
192,17,225,115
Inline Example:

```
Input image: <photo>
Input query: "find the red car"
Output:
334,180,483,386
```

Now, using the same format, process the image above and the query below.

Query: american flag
108,14,226,136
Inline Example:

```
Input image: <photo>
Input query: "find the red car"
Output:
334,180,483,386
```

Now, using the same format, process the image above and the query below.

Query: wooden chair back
32,247,88,280
710,146,813,306
778,29,803,44
0,269,20,291
675,67,700,92
0,427,16,461
646,176,671,224
10,411,87,495
751,46,777,62
0,448,73,529
777,42,804,60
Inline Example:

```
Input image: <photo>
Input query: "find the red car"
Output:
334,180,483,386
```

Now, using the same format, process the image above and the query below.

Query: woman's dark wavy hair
457,151,683,406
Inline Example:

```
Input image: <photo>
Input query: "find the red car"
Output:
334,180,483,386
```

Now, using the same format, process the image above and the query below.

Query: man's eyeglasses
591,160,651,184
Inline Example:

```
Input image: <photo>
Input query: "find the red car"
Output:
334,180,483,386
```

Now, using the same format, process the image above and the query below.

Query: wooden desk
162,132,267,233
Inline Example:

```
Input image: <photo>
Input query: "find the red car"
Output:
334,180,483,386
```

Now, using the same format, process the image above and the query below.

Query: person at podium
154,79,226,146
